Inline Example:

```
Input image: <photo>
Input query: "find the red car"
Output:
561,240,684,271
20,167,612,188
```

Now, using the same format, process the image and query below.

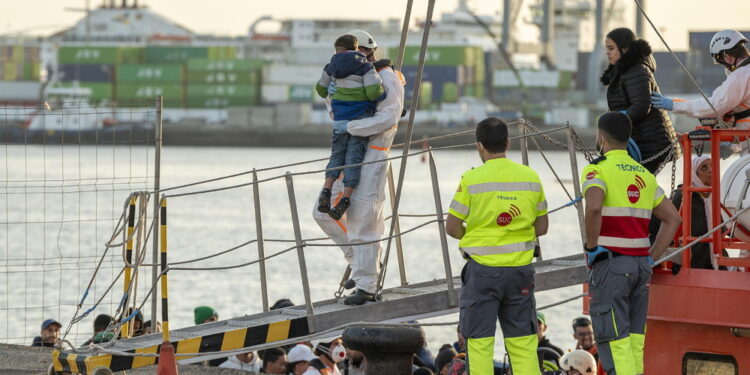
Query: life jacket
309,358,332,375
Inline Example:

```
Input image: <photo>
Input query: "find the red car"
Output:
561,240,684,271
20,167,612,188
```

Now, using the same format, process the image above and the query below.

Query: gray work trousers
589,254,652,375
459,259,539,375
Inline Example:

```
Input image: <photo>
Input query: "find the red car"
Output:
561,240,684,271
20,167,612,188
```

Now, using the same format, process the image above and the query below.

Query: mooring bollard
342,324,425,375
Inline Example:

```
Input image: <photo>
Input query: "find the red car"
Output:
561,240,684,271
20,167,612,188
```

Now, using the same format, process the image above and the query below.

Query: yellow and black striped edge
52,317,309,374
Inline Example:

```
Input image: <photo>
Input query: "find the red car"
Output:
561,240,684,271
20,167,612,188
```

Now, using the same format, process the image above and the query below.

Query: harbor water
0,145,684,358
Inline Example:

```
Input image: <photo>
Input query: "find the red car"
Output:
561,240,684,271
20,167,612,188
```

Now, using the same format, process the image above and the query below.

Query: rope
548,197,583,215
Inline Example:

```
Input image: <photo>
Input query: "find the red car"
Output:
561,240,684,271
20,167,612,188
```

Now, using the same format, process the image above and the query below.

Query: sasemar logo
497,204,521,226
627,175,646,203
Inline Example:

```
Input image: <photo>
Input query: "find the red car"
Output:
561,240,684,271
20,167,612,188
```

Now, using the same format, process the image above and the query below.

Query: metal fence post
122,196,136,338
567,125,586,244
520,120,529,166
428,150,457,307
285,173,315,331
387,165,408,286
159,197,170,342
151,95,163,327
252,169,269,312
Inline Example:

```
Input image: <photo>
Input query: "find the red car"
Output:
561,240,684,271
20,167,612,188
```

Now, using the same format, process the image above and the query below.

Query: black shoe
317,189,332,213
329,197,350,220
344,289,376,305
343,278,355,290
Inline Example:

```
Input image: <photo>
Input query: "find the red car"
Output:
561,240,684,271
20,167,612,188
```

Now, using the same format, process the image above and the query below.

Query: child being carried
315,34,385,219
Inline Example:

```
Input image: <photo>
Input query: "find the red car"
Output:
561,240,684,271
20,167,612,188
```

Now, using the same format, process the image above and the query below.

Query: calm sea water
0,145,684,358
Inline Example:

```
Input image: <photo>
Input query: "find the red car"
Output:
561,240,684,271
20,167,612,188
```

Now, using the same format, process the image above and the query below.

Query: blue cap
42,319,61,330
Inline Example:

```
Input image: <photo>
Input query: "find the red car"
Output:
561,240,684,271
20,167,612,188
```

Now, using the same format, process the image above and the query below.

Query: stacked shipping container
391,46,485,107
0,44,41,81
185,59,262,108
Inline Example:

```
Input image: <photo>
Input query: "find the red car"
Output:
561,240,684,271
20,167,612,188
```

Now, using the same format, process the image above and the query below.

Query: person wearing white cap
287,344,317,375
218,351,262,372
559,350,597,375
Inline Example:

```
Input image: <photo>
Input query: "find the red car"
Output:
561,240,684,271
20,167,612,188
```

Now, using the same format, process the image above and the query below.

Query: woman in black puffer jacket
601,28,680,174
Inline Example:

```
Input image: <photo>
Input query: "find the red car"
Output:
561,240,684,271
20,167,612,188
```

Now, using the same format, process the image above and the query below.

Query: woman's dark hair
601,28,653,85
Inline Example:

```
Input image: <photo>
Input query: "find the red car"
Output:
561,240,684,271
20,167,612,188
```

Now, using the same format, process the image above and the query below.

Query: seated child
315,34,385,219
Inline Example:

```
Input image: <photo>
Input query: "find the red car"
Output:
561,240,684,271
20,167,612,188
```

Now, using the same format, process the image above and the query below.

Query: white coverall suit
313,67,406,294
673,61,750,132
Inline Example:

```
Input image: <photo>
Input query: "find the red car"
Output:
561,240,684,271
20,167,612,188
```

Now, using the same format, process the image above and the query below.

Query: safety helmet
560,350,597,375
709,30,748,56
347,29,378,49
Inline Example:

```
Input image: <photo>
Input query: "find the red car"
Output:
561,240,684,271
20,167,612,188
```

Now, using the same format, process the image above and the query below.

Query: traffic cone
156,341,179,375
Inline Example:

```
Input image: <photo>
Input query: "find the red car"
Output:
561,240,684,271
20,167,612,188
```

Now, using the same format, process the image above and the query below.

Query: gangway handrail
162,126,571,199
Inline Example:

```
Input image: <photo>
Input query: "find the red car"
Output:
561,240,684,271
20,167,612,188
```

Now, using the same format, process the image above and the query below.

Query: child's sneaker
317,189,332,213
329,197,350,220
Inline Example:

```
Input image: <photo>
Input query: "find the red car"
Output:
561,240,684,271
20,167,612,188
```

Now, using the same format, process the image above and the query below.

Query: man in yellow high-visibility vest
446,117,549,375
581,112,681,375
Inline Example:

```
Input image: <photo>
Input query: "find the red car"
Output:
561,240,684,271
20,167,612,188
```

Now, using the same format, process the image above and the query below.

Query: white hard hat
710,30,748,56
560,350,597,375
347,29,378,49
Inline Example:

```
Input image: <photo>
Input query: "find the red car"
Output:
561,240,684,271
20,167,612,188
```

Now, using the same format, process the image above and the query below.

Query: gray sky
3,0,750,50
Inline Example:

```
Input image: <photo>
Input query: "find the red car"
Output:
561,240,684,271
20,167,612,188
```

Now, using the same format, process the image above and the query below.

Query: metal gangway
50,117,595,375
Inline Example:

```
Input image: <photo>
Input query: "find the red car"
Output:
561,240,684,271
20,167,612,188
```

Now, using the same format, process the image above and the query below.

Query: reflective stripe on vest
369,145,389,151
602,206,652,219
462,241,537,256
582,178,606,191
468,181,541,194
450,199,470,216
537,200,548,211
598,236,650,249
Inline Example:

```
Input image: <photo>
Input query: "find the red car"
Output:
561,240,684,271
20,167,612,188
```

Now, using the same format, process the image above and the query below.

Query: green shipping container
288,85,313,102
56,82,113,100
186,96,258,108
187,58,264,72
116,84,184,101
187,84,258,98
58,46,120,64
117,64,184,83
23,62,40,81
442,82,458,103
119,47,145,64
207,46,238,60
392,46,484,66
418,81,432,109
144,47,208,63
187,71,258,84
464,84,475,97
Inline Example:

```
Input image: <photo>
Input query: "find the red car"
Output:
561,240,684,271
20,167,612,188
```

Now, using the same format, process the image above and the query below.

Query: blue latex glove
647,256,655,266
650,92,673,111
720,141,733,159
585,246,610,267
327,81,337,96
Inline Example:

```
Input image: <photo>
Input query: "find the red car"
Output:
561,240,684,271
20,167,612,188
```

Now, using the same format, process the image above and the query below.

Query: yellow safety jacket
449,158,547,267
580,150,665,256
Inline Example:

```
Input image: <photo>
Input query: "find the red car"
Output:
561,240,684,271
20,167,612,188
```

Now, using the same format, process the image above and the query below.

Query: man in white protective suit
312,29,406,306
651,30,750,156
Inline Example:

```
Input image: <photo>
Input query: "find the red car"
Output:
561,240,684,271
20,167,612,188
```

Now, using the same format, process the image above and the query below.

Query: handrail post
566,125,586,245
387,165,408,286
285,173,315,331
151,95,163,328
121,196,136,339
160,197,170,342
428,149,457,307
252,169,269,311
520,120,529,166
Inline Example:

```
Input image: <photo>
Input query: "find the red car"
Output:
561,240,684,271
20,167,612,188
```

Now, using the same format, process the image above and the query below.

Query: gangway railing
51,122,594,375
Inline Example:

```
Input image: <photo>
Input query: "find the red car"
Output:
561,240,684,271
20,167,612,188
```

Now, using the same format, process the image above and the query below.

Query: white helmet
710,30,748,56
347,29,377,49
560,350,597,375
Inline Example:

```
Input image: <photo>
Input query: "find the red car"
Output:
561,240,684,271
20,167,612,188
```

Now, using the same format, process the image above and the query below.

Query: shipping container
288,85,314,102
419,81,432,109
442,82,458,103
2,61,18,81
55,82,113,100
0,81,41,101
186,71,258,84
207,46,238,60
23,62,40,81
187,84,258,97
59,64,114,83
58,46,121,64
117,64,184,83
119,47,145,64
391,46,484,66
261,83,290,103
186,96,258,108
187,58,265,72
116,84,184,101
144,47,208,63
264,64,323,85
